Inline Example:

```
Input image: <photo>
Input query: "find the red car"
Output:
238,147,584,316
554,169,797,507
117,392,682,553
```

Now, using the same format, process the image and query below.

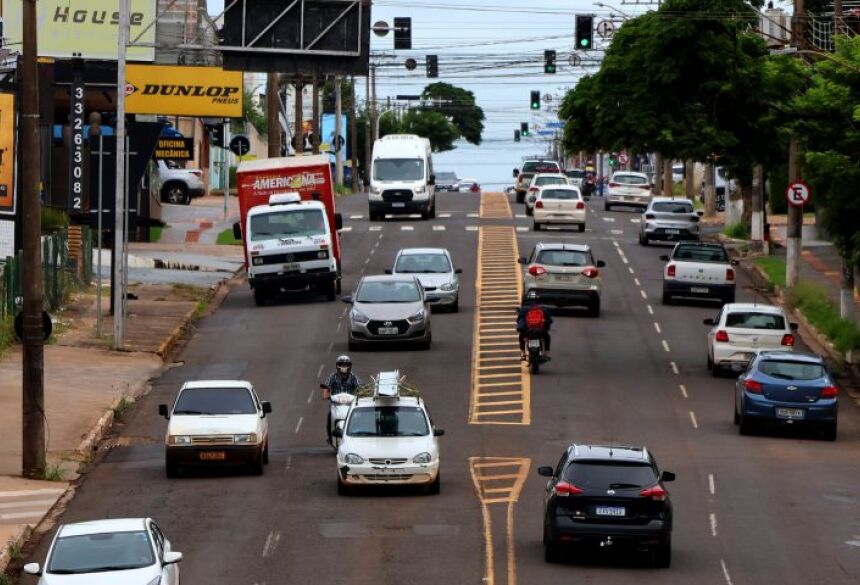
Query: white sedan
525,173,569,215
533,185,586,232
605,171,653,211
704,303,797,376
25,518,182,584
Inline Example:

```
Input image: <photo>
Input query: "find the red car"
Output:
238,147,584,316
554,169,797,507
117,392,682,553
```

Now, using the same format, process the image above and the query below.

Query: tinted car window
564,462,658,488
395,253,451,274
566,170,585,179
174,387,257,415
541,189,580,200
48,531,155,574
652,201,693,213
346,406,430,437
356,281,420,303
250,209,326,241
673,245,729,262
522,161,560,173
436,172,457,182
534,176,566,186
726,312,786,330
758,360,826,381
613,174,648,185
537,250,591,266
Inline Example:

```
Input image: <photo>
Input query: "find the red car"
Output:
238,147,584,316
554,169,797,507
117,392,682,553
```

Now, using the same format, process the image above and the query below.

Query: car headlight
370,186,382,194
413,185,426,194
344,453,365,464
440,281,457,291
252,257,264,266
351,309,370,324
407,309,425,323
146,577,162,585
317,250,329,259
413,452,432,464
233,433,258,444
169,435,191,445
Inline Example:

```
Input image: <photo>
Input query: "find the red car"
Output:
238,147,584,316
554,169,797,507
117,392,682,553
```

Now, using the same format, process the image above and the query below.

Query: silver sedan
344,275,432,350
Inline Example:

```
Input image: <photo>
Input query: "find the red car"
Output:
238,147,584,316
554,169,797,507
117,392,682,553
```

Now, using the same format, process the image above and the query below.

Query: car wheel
426,473,441,495
733,406,740,425
428,204,436,219
525,206,533,216
326,281,337,302
529,357,540,374
604,202,611,212
821,421,837,441
337,477,353,496
253,288,268,307
369,209,381,221
739,415,755,436
516,192,524,204
577,223,585,233
724,292,736,304
639,233,649,246
544,539,563,564
587,298,601,318
421,332,432,350
250,457,264,476
348,338,361,352
652,537,672,568
162,183,190,205
711,361,722,378
450,297,459,313
165,462,180,479
533,221,541,231
707,352,714,371
662,290,672,305
262,441,269,465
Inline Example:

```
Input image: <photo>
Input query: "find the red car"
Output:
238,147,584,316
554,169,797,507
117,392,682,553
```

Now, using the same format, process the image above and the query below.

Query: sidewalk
157,194,240,245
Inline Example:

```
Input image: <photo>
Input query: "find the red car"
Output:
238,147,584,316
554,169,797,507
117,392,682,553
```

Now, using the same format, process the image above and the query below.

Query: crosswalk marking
340,226,353,232
480,193,513,220
369,226,383,232
0,488,66,525
433,225,446,231
401,225,414,231
349,214,364,220
602,217,616,222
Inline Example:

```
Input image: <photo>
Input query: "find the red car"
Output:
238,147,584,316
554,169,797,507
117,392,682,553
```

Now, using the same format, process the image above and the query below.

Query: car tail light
553,481,584,497
726,268,735,282
535,201,544,209
528,265,547,277
640,484,667,501
191,170,203,178
576,201,585,210
667,264,676,277
715,330,729,342
608,182,619,188
781,333,795,347
639,184,651,190
529,187,538,193
645,213,655,220
744,379,763,393
582,267,599,278
691,215,700,223
820,385,838,398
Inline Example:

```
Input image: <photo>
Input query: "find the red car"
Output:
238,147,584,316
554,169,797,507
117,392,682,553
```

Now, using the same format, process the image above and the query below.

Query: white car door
151,522,180,585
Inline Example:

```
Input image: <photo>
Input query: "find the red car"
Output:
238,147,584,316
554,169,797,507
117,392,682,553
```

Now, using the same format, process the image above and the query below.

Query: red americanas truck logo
252,173,327,191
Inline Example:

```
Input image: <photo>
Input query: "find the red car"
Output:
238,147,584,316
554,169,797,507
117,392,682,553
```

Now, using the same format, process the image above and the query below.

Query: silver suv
519,242,606,317
639,197,703,245
344,275,432,350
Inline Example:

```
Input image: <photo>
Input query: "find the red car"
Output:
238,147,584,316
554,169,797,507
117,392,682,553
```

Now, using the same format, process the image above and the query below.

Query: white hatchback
703,303,797,376
533,185,586,232
605,171,653,211
525,173,569,215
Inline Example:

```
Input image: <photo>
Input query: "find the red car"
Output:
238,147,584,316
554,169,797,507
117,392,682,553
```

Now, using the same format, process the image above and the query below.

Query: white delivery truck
368,134,436,221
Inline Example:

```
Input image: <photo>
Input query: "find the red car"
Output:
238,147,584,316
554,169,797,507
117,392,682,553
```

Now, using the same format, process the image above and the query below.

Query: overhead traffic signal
520,122,529,137
530,90,540,110
575,15,594,50
426,54,439,78
394,17,412,50
514,129,521,142
544,50,556,74
210,122,225,148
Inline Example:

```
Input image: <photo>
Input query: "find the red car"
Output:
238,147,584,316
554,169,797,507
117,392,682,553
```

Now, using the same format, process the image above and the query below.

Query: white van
368,134,436,221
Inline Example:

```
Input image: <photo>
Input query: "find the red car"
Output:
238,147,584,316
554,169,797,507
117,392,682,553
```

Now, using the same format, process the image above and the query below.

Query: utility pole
786,137,802,288
662,158,672,197
294,77,304,155
364,73,371,188
311,76,321,155
751,164,765,252
703,162,716,218
267,72,279,158
350,76,359,192
114,0,130,350
335,76,344,185
684,159,696,200
21,0,46,478
370,64,377,144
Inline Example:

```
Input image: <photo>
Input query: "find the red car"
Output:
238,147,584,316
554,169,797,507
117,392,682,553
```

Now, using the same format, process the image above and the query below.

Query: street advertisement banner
125,65,244,118
4,0,157,61
0,93,16,216
154,138,194,161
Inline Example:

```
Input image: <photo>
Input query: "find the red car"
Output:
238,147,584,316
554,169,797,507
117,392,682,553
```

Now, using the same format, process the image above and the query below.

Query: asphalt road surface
21,191,860,585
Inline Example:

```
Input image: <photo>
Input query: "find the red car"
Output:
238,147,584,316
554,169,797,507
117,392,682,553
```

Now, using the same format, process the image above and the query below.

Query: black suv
538,444,675,567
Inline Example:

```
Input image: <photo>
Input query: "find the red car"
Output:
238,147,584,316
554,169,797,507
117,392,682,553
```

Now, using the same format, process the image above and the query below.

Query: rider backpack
525,307,545,330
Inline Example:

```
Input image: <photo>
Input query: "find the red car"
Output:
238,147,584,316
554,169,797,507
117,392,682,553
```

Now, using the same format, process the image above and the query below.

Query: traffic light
514,130,521,142
210,123,225,148
530,90,540,110
394,17,412,50
544,50,556,74
575,15,594,50
520,122,529,137
426,54,439,78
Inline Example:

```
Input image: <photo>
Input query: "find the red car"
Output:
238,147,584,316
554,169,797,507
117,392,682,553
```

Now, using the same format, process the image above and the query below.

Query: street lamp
594,2,633,20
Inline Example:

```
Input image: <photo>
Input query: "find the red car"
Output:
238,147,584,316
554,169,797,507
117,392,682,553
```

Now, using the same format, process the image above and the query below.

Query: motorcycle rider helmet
336,355,352,375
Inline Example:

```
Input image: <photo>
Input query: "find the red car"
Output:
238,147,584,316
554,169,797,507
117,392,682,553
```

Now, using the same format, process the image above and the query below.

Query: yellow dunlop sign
126,65,243,118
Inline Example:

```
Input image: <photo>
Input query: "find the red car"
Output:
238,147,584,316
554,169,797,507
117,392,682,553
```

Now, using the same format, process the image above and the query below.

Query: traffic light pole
113,0,130,350
267,72,280,158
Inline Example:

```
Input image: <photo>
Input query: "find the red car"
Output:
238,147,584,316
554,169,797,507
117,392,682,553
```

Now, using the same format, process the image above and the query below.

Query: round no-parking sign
785,180,811,207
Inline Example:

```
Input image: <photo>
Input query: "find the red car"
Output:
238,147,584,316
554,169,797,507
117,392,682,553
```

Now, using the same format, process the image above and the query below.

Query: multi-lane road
21,190,860,585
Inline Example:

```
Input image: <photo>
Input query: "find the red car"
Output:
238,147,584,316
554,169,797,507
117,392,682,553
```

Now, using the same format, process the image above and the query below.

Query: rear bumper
349,324,431,344
548,516,671,547
642,226,699,241
339,461,439,486
713,345,792,367
607,193,650,207
425,289,458,306
525,287,598,307
370,200,430,214
166,444,263,467
250,269,336,290
663,280,734,300
534,210,586,224
741,394,838,424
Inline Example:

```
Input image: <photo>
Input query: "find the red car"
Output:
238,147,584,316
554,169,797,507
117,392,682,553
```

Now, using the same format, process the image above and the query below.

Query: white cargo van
368,134,436,221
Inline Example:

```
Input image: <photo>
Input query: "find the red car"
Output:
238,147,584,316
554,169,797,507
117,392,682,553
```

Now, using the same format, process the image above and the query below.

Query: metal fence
0,227,93,321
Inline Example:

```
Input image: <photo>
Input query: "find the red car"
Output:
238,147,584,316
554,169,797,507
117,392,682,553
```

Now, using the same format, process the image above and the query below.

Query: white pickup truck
660,242,737,305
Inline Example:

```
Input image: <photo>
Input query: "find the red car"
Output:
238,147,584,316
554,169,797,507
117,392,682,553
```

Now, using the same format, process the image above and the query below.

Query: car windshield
535,176,566,186
652,201,693,213
356,281,420,303
726,312,786,330
673,246,729,262
374,158,425,181
346,406,430,437
613,174,648,185
541,189,580,200
436,172,457,182
48,531,154,574
173,387,256,415
564,462,658,489
395,253,451,274
758,360,826,381
536,250,591,267
250,209,325,241
566,170,584,178
522,161,559,173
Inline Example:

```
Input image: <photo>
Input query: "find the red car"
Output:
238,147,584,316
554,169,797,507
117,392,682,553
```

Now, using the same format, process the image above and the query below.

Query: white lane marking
349,214,363,220
629,267,635,275
369,249,375,256
307,390,315,405
369,226,382,232
374,241,380,249
630,218,640,223
295,417,304,434
0,499,57,510
364,258,370,265
378,232,384,239
709,513,718,536
516,226,528,232
670,361,679,375
653,322,661,334
0,511,46,520
262,530,282,558
647,304,654,315
317,364,324,378
640,289,647,299
622,257,629,265
689,411,699,429
634,278,641,286
662,339,671,352
612,240,620,248
401,225,414,231
439,213,452,218
433,225,446,231
466,226,479,231
720,559,734,585
611,229,624,235
679,384,688,398
467,213,480,218
327,342,334,351
340,226,353,232
708,473,715,496
336,322,342,333
602,217,616,222
515,214,527,219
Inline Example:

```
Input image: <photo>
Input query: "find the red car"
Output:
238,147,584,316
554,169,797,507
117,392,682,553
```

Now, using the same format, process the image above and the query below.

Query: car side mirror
513,168,519,177
335,213,344,231
790,322,799,331
232,222,241,241
455,268,463,274
433,428,445,437
537,466,554,477
596,260,606,268
342,295,353,304
158,404,169,419
661,471,676,482
261,401,272,415
384,269,392,275
697,210,704,217
517,256,527,264
332,428,343,438
703,318,715,326
163,551,183,565
429,174,436,185
659,255,670,262
23,563,42,576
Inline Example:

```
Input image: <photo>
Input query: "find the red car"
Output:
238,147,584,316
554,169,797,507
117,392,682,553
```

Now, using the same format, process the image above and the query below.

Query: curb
0,525,31,575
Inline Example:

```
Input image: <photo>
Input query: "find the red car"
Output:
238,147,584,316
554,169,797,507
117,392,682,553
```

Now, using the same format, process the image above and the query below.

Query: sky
206,0,795,186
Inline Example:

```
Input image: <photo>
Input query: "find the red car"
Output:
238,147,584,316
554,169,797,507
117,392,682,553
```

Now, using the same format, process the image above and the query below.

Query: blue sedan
734,351,838,440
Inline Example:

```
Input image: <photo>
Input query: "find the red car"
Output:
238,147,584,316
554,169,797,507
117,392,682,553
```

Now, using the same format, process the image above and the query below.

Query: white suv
335,371,443,495
520,242,605,317
605,171,652,211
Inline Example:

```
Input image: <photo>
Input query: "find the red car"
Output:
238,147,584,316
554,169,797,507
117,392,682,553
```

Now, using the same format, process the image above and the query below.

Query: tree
421,82,485,145
400,109,460,152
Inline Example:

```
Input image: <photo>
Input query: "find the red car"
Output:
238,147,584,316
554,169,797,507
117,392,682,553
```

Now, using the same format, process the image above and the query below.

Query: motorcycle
321,384,356,449
524,331,547,374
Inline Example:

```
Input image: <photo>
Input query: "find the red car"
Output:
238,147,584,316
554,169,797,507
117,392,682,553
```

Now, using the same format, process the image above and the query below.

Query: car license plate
378,327,399,335
392,202,406,208
555,274,572,282
282,263,299,272
691,287,709,294
595,506,625,517
199,451,226,461
776,407,805,420
665,229,680,235
527,339,541,348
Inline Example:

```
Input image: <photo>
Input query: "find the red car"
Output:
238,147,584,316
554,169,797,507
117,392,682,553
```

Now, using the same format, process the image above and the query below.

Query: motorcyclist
516,296,553,361
322,355,362,445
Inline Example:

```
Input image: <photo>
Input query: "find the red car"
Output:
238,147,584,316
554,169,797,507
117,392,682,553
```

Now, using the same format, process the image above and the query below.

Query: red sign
785,181,811,207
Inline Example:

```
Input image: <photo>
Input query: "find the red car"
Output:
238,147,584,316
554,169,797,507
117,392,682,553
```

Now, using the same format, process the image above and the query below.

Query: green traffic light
580,39,590,48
